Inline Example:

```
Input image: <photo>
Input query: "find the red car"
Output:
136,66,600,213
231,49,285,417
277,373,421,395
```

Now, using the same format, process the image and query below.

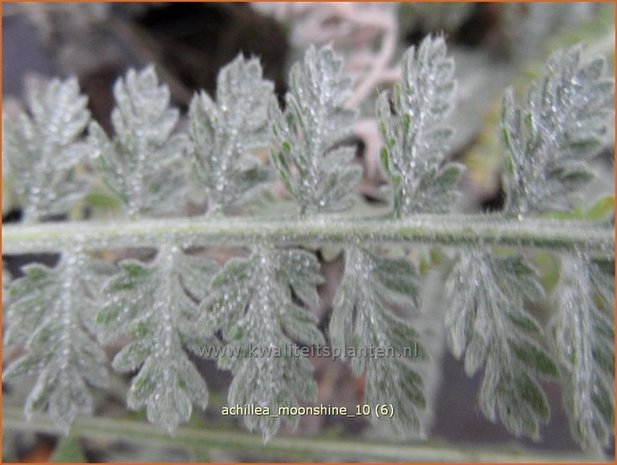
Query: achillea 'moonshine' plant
2,35,614,457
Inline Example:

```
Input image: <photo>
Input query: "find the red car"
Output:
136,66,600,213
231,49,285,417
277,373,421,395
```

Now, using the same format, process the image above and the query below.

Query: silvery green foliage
330,246,427,436
97,245,219,432
550,254,614,453
189,56,273,213
2,35,614,452
377,35,464,217
3,250,110,431
199,246,324,441
445,250,558,439
89,66,189,217
501,45,614,216
270,45,362,214
2,77,91,222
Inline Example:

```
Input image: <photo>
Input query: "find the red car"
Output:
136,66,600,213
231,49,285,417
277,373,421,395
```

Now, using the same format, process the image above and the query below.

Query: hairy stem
3,406,599,462
2,214,612,255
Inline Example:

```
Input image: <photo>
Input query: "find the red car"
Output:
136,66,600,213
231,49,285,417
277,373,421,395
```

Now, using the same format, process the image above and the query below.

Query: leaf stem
2,214,612,255
2,406,599,462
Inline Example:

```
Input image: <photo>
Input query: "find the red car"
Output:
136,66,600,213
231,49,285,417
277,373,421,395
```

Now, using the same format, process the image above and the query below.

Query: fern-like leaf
330,246,427,435
376,35,463,217
2,77,91,222
89,66,189,217
550,254,614,452
199,246,324,441
445,250,558,439
189,55,274,213
501,44,614,216
270,45,362,214
4,251,110,431
97,245,219,432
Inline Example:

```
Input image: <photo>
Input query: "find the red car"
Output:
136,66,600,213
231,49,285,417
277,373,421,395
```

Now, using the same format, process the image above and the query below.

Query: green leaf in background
549,196,615,221
50,434,86,463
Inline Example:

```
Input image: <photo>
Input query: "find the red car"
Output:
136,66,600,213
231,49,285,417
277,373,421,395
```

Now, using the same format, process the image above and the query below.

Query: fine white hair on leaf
445,249,558,440
4,250,112,431
97,245,219,432
270,45,362,215
2,77,91,222
89,66,190,217
199,246,324,442
330,246,427,437
501,44,614,217
188,55,274,213
376,35,464,217
550,254,614,454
